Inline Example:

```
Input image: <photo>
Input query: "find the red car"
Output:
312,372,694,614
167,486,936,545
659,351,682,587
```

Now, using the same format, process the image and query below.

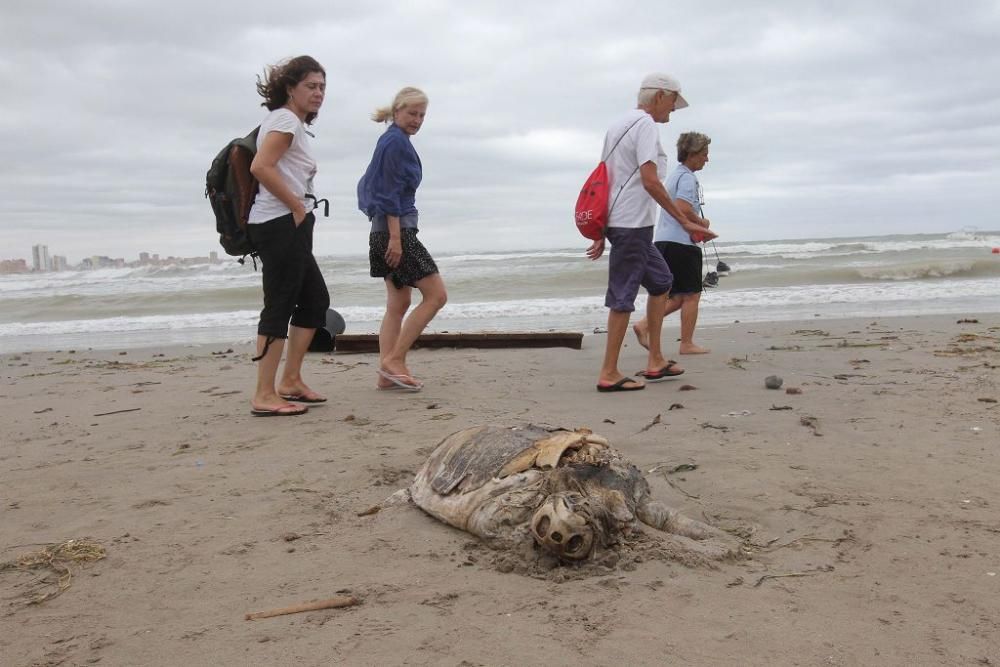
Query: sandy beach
2,313,999,666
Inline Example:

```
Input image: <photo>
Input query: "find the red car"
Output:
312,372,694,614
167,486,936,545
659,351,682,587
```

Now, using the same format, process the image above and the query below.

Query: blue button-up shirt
357,123,422,223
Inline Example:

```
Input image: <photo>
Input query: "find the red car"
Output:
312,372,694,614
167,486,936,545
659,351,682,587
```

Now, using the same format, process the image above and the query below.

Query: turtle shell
426,424,552,496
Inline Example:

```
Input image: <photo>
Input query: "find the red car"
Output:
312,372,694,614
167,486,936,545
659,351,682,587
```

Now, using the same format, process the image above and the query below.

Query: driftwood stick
93,407,142,417
245,595,360,620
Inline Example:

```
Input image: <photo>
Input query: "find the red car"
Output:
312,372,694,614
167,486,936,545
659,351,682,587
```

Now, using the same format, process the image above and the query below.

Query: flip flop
376,368,423,392
279,393,327,403
637,361,685,382
251,404,309,417
596,377,645,393
375,383,405,391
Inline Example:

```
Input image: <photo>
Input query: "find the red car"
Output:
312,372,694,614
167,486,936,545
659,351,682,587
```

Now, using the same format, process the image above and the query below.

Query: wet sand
1,314,999,665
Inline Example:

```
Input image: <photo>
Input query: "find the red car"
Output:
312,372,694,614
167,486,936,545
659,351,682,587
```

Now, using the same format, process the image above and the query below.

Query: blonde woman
357,87,447,391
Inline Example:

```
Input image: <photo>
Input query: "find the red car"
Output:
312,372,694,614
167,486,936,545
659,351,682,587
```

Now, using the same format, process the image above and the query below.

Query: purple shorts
605,226,673,312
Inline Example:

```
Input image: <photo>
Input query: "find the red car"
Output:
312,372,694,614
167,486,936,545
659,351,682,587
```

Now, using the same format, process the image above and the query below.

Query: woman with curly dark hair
246,55,330,416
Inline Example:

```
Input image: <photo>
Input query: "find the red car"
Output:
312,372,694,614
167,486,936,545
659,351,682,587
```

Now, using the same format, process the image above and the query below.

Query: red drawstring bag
574,162,610,240
574,116,643,241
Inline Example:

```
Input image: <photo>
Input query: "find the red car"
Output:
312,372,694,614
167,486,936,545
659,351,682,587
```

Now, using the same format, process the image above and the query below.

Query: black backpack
205,127,260,261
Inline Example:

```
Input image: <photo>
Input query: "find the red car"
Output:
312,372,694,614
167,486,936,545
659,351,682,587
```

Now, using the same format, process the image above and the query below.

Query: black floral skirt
369,228,439,289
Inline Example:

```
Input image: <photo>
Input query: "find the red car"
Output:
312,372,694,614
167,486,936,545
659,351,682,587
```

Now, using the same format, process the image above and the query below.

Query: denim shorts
605,226,673,312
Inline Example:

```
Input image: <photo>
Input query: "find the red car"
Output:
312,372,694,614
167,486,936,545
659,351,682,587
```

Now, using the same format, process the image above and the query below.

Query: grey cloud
2,0,999,261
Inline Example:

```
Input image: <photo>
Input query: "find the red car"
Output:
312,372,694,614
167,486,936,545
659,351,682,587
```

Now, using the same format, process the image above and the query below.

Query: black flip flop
637,362,685,381
596,378,645,393
279,394,327,403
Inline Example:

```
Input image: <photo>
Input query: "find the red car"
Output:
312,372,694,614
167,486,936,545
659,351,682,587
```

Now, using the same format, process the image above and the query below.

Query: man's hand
691,228,718,243
586,237,606,261
292,205,307,226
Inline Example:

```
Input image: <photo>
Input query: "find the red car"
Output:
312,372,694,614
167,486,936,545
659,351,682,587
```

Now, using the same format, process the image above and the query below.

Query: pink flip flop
250,404,309,417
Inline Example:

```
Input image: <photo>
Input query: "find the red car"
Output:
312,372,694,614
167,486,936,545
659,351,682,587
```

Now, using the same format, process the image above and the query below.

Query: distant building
0,258,29,274
32,244,50,272
209,251,219,263
80,255,121,270
51,255,69,271
139,252,151,264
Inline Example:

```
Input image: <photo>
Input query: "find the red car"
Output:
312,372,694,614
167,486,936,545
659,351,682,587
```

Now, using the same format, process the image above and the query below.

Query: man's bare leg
643,293,683,374
599,309,644,388
633,295,683,350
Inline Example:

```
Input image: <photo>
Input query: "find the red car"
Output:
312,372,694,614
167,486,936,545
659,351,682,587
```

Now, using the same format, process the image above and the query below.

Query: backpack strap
603,115,646,218
608,165,641,217
305,195,330,218
252,335,278,362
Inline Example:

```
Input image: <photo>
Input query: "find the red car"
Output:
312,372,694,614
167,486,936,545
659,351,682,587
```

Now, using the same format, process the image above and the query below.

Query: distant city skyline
0,244,221,274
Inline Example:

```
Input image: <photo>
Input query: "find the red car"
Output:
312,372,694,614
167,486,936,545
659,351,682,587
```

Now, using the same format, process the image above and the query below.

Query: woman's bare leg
252,336,303,413
380,273,447,380
276,325,325,399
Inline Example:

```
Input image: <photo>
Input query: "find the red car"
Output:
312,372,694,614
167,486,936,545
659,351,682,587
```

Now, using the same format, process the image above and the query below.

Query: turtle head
529,492,596,561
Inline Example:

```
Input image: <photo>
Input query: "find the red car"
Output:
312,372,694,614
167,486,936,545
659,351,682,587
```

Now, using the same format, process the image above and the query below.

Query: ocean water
2,231,999,353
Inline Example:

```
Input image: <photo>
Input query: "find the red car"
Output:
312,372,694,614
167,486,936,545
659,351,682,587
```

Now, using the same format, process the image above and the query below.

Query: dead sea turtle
371,425,741,563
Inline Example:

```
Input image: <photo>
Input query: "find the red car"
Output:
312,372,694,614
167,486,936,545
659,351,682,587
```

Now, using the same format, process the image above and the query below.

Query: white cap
640,72,689,109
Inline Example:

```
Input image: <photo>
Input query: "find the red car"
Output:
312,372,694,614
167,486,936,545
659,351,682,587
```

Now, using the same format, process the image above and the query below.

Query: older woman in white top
633,132,718,356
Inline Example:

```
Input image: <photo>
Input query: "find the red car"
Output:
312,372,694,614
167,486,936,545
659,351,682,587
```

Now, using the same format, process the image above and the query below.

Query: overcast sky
2,0,999,262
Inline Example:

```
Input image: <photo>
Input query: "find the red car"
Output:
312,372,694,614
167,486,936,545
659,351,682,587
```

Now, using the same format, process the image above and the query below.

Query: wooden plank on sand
332,332,583,353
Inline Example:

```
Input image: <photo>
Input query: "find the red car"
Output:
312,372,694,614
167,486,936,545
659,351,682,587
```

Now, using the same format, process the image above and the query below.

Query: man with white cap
588,72,692,392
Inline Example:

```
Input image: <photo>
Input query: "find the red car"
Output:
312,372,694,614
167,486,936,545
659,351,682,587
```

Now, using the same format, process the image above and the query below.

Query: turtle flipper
637,500,730,541
637,501,743,560
357,488,412,516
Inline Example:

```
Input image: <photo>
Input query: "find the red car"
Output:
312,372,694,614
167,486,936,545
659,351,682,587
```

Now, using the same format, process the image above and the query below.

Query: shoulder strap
235,126,260,154
601,115,645,162
602,114,649,221
608,165,641,216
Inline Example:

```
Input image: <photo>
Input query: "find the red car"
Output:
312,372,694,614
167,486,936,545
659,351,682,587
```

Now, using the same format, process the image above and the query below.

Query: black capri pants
247,212,330,338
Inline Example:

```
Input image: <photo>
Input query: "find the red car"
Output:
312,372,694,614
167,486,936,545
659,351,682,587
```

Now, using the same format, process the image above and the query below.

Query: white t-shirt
247,108,317,224
603,109,665,229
